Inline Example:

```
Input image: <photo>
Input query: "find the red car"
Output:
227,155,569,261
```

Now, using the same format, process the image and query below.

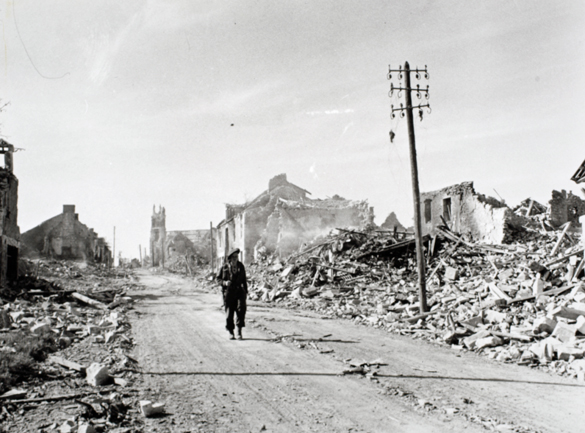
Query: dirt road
129,271,584,433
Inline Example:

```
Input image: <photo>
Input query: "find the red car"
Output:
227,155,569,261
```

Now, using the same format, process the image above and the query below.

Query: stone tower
150,205,166,266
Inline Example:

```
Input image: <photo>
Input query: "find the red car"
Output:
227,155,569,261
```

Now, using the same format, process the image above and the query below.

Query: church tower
150,205,166,266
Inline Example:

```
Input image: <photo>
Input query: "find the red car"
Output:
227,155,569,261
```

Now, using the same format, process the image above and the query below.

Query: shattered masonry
0,139,20,285
216,174,374,265
21,205,111,265
420,181,525,244
548,189,585,228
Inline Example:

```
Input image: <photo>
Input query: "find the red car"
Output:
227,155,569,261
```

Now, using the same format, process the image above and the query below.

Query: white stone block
576,316,585,335
30,322,51,334
86,363,110,386
140,400,165,417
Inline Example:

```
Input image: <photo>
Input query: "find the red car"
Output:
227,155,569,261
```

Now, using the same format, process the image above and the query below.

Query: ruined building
216,174,374,264
0,140,20,285
21,205,111,264
150,206,166,267
420,181,524,244
149,205,215,267
548,189,585,228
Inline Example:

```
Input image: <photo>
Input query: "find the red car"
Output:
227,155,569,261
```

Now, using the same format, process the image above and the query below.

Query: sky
0,0,584,261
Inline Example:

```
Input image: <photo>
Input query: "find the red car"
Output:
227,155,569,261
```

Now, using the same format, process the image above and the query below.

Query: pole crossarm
391,103,431,119
387,65,429,80
389,83,429,99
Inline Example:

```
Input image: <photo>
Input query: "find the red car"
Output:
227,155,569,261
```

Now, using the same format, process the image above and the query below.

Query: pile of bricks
0,259,141,431
244,221,585,380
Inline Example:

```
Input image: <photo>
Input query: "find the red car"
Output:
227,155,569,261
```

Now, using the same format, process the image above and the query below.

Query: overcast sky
0,1,584,260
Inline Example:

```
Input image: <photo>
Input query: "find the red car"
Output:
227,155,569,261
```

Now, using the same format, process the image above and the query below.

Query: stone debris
59,418,77,433
140,400,166,417
229,218,585,379
86,363,111,386
0,389,27,400
0,258,141,431
77,424,96,433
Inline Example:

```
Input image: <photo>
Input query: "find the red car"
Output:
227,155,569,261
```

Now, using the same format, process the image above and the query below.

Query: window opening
424,199,432,223
443,197,452,221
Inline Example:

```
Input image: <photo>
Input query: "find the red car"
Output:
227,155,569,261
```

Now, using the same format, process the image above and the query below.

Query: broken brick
551,322,577,343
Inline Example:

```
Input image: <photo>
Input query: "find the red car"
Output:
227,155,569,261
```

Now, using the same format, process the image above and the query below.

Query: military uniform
216,249,248,339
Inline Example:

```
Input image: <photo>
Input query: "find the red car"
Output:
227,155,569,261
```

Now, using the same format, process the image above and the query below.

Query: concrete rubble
0,259,148,431
139,399,166,417
224,210,585,381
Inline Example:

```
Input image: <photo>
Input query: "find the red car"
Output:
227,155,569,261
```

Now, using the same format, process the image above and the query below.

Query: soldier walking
216,248,248,340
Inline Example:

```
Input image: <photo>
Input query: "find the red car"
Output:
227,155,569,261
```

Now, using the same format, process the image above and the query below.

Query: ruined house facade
215,174,374,265
149,205,214,267
0,140,20,285
21,205,111,264
420,181,523,244
548,190,585,228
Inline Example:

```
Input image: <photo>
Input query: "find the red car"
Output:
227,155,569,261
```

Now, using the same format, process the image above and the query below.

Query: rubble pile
0,259,147,432
245,223,585,380
164,254,196,276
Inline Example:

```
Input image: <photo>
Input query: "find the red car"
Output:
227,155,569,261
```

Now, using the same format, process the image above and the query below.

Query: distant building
150,206,166,267
215,174,374,265
149,205,214,267
0,140,20,285
21,205,111,264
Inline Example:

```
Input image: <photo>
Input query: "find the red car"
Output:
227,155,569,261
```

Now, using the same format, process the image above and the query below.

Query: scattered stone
475,336,504,350
140,400,165,417
86,363,111,386
0,389,26,400
30,322,51,334
551,322,577,343
532,316,557,334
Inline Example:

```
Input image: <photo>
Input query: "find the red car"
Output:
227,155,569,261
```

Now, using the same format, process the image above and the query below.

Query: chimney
63,205,75,214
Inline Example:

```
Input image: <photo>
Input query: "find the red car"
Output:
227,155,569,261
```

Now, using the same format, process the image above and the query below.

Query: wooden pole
210,221,215,270
139,244,143,267
404,61,428,313
113,226,116,267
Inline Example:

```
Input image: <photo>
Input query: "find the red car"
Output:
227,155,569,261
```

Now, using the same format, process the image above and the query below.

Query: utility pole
113,226,116,268
209,221,215,270
139,244,143,267
388,62,431,313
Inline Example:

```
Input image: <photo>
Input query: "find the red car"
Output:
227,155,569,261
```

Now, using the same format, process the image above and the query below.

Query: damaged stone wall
215,174,375,265
166,229,214,264
272,200,372,258
548,190,585,228
252,195,373,262
421,181,523,244
148,206,215,268
0,140,19,284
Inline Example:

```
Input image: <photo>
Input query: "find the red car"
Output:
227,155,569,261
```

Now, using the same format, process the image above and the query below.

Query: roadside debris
140,400,166,417
0,259,144,431
221,216,585,381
